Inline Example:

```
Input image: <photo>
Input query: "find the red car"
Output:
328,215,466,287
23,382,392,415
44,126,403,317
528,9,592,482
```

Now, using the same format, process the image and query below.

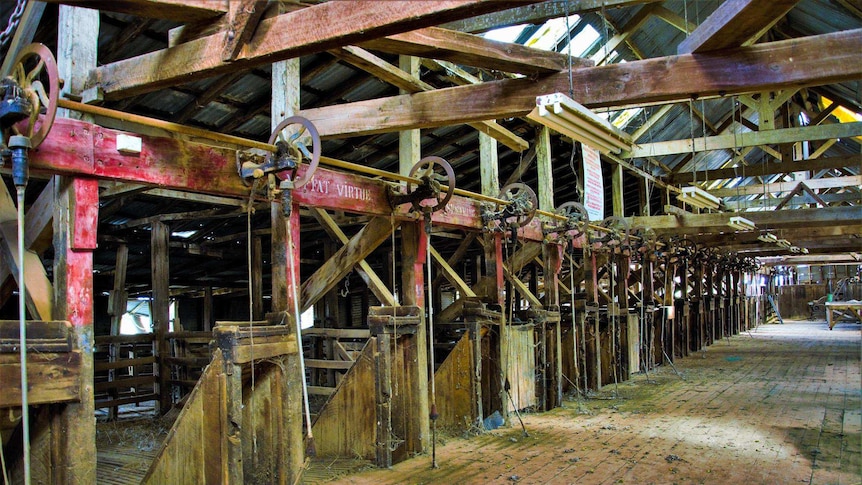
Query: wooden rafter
88,1,543,98
671,155,861,184
624,121,862,159
331,46,528,151
442,0,664,33
43,0,228,22
222,0,268,61
299,30,862,138
359,26,586,75
725,192,859,211
709,175,862,198
627,206,861,235
677,0,801,54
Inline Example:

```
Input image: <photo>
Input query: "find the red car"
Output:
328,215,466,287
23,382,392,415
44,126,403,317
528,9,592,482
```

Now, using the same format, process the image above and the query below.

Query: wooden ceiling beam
627,206,861,235
43,0,229,22
331,46,528,152
678,0,801,54
671,154,861,184
725,192,859,211
694,225,862,246
625,121,862,159
299,29,862,138
359,26,588,75
89,0,540,99
709,175,861,198
442,0,663,33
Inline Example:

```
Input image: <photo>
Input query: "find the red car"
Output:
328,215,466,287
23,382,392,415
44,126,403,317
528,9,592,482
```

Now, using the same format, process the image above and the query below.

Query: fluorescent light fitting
757,233,778,243
728,216,756,231
790,246,802,253
679,186,721,210
777,239,792,248
527,93,633,154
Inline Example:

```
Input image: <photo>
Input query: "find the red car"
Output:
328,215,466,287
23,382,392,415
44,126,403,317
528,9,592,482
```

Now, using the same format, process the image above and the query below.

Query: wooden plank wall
312,339,377,459
143,353,224,484
506,325,536,411
433,330,476,431
777,284,862,319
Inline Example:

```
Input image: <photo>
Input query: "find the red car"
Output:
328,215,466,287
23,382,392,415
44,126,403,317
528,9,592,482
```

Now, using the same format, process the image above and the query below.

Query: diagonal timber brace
301,216,400,312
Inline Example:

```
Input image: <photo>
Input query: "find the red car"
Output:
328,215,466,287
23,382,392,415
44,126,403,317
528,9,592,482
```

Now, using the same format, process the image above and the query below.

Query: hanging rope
425,214,439,469
246,182,258,455
285,205,315,457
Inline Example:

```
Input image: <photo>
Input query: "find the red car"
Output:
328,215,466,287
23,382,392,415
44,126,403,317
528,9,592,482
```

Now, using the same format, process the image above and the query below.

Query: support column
479,131,507,419
584,250,602,390
46,9,98,478
612,163,624,217
536,126,554,213
398,55,430,452
542,243,563,408
252,236,263,320
51,176,98,484
538,125,562,408
151,221,171,413
271,52,304,482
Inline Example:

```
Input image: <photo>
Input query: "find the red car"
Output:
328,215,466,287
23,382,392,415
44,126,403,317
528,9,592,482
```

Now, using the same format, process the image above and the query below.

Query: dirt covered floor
320,320,860,485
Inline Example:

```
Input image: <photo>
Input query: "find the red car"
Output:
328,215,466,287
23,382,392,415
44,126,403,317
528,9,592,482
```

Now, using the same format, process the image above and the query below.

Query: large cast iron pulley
482,182,538,232
388,156,455,214
1,43,59,149
668,238,698,264
238,115,321,189
544,201,589,239
592,215,630,248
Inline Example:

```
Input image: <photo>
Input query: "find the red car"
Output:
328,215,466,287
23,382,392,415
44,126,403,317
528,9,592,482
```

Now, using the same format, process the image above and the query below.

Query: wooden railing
94,331,214,418
94,334,157,418
303,328,370,397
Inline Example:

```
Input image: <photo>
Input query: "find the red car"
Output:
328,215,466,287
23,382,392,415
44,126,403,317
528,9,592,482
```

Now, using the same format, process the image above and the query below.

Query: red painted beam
26,117,573,243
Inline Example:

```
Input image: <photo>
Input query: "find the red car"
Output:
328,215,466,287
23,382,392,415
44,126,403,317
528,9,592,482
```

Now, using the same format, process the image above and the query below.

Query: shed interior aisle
0,1,859,484
326,319,861,485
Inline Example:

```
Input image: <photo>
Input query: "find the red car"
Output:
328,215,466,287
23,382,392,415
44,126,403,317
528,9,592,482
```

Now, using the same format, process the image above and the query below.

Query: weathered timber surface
433,330,478,431
0,351,82,407
312,339,377,459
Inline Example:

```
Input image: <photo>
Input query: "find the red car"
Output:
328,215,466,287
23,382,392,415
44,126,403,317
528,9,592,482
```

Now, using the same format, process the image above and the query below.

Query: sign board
582,143,604,222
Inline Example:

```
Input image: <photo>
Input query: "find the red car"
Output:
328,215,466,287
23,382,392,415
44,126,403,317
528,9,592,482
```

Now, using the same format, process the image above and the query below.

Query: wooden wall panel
433,331,475,430
507,325,536,411
312,339,377,459
143,353,220,485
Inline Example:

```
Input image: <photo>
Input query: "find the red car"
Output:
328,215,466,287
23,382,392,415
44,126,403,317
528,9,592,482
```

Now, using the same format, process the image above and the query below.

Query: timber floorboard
95,417,171,484
328,320,861,485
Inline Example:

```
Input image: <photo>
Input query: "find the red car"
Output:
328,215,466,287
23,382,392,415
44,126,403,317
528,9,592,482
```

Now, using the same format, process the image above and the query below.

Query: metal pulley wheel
497,182,538,228
265,115,321,188
558,201,589,231
6,43,59,148
598,215,631,245
406,156,455,214
268,115,321,188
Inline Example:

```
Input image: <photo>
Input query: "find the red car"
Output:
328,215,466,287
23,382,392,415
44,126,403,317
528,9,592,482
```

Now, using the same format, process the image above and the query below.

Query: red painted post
52,176,98,484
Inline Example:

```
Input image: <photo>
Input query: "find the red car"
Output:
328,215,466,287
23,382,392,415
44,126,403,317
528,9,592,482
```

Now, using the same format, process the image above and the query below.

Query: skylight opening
524,16,580,51
558,23,600,56
172,230,197,239
482,24,527,43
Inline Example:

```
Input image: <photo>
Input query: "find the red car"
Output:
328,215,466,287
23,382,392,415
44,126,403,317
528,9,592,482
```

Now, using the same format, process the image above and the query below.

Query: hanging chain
0,0,27,51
